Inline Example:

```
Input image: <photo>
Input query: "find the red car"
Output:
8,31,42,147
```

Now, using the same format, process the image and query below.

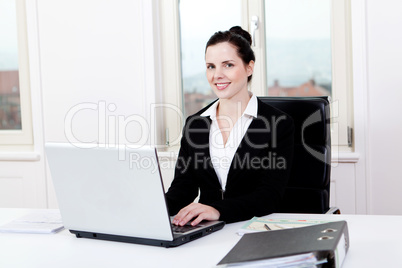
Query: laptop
45,142,225,247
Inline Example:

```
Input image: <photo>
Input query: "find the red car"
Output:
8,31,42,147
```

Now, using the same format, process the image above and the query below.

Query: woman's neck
217,91,251,119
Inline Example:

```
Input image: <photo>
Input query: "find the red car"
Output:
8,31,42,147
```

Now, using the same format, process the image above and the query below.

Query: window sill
0,152,41,161
332,152,360,163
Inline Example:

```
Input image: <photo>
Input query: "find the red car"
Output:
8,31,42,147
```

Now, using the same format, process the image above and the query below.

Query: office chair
259,96,340,214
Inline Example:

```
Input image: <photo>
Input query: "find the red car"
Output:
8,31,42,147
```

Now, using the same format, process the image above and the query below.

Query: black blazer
165,98,295,223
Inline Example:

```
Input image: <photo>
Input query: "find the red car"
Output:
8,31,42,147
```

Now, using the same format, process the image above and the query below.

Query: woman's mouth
216,82,230,90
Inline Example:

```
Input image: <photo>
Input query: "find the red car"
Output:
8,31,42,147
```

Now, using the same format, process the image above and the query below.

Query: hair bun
229,26,252,46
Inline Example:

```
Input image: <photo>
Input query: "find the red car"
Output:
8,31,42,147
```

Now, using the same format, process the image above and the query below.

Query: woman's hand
172,203,220,226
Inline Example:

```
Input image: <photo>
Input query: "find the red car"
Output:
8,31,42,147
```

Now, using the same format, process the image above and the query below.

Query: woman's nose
214,67,224,79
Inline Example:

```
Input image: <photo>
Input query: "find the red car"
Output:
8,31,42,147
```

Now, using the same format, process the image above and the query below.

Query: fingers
190,215,205,226
173,203,220,226
173,203,200,226
192,205,220,225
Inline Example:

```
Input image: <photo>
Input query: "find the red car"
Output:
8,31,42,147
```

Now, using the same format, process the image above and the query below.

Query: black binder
218,221,349,268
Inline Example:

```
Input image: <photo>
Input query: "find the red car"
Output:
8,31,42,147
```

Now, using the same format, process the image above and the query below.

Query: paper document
237,217,330,235
218,252,327,267
0,210,64,234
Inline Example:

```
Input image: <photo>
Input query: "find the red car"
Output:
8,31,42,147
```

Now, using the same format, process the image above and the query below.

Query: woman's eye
225,63,233,68
207,65,215,69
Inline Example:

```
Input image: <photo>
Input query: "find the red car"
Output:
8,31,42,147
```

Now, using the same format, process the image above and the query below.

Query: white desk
0,209,401,268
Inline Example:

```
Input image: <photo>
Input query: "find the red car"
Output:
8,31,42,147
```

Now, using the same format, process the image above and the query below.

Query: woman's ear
247,60,255,77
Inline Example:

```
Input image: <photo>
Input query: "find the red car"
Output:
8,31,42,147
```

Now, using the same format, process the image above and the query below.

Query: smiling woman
165,26,295,226
203,28,255,146
205,42,252,101
205,27,255,102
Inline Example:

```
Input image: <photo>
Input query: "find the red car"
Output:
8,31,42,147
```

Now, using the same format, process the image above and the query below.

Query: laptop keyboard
171,224,201,233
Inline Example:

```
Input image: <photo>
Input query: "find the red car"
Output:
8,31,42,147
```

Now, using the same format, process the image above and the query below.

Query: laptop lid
45,143,174,241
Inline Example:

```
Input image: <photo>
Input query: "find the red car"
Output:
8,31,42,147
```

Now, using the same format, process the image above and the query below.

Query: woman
166,26,294,225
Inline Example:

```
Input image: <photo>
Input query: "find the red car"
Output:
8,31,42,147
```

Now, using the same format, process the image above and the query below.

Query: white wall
36,0,162,207
365,0,402,214
35,0,155,207
38,0,154,144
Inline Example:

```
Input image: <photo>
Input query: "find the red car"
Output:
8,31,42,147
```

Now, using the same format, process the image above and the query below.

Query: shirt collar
200,92,258,119
244,93,258,118
200,99,219,119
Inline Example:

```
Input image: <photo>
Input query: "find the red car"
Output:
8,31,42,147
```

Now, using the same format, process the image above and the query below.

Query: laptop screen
45,143,174,241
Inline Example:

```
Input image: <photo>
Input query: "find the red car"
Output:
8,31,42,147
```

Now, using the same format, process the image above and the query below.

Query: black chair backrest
259,96,331,213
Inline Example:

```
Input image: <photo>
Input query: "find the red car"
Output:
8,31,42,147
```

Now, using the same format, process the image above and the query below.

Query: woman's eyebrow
206,60,235,65
222,60,235,64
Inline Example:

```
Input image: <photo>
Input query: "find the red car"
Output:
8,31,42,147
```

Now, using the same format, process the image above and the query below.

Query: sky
179,0,330,40
179,0,331,79
0,0,19,71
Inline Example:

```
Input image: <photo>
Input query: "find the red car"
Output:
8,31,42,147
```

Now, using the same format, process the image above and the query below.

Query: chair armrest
325,206,341,214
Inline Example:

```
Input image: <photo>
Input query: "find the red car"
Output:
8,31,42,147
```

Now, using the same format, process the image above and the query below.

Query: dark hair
205,26,255,82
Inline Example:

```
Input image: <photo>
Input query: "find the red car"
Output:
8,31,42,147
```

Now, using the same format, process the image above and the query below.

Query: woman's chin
213,89,230,99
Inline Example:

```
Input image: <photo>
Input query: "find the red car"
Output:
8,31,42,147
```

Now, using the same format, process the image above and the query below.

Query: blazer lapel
226,99,272,187
190,116,221,184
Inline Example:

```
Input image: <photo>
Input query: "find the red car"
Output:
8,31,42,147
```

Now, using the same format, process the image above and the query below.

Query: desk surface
0,209,400,268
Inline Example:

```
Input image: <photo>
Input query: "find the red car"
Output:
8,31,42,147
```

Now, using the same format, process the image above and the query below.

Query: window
0,0,33,146
248,0,353,151
179,0,242,118
159,0,353,152
264,0,332,97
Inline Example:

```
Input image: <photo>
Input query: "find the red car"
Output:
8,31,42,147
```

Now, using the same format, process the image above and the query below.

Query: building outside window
0,0,33,147
0,0,22,130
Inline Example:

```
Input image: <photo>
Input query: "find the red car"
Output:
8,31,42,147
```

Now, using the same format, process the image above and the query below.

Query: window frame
158,0,353,152
0,0,33,148
158,0,184,150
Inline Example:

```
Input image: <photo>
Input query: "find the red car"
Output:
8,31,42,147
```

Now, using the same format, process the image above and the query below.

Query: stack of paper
237,217,330,235
218,252,327,267
0,210,64,234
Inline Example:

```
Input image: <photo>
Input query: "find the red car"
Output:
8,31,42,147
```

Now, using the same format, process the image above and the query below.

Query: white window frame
158,0,353,153
158,0,184,150
0,0,33,149
330,0,354,152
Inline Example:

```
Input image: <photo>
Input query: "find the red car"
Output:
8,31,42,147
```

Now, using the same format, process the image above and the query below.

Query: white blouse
200,93,258,190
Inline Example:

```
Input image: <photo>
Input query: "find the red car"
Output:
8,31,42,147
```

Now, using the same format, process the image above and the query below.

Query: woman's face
205,42,254,101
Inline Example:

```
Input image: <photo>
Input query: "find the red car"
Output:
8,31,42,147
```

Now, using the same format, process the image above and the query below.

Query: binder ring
321,228,337,233
318,236,334,240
